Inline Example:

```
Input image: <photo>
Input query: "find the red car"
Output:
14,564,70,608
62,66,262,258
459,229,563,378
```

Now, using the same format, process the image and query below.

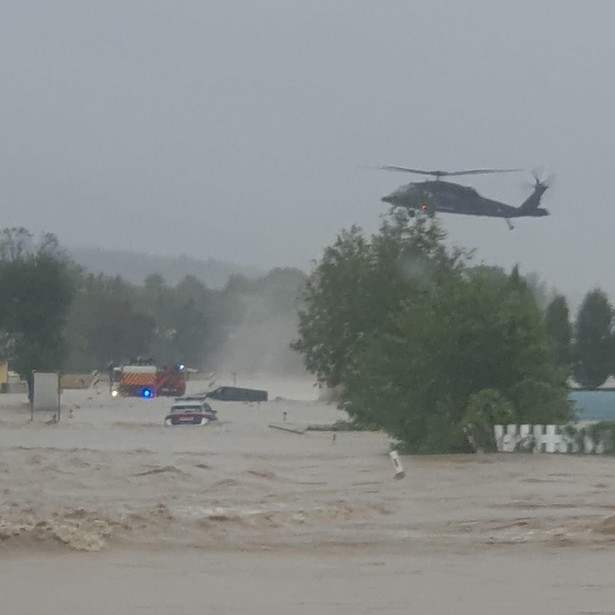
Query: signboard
33,372,59,413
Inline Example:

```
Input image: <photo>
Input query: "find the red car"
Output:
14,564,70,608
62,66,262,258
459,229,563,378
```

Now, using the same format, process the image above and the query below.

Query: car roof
171,401,206,409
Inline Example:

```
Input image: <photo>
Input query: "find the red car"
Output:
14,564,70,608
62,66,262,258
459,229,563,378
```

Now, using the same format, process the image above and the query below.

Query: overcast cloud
1,1,614,303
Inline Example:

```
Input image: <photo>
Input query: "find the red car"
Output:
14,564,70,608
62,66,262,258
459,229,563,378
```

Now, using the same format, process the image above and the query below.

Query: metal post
30,370,35,422
57,372,61,423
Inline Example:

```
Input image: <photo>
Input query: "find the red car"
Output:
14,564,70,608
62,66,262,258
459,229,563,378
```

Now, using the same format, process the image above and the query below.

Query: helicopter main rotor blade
445,168,522,176
379,166,441,175
379,166,522,177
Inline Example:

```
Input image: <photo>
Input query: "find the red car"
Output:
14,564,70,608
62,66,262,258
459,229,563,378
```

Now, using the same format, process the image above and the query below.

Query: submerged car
206,386,268,402
164,396,218,426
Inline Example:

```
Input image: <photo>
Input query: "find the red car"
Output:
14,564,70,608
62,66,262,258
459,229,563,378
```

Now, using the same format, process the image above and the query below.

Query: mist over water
216,297,306,377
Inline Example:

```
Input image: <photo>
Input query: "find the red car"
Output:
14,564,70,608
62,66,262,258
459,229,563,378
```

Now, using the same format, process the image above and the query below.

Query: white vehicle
164,396,218,426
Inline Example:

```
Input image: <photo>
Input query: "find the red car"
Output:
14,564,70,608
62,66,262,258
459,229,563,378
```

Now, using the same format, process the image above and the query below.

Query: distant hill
68,246,263,288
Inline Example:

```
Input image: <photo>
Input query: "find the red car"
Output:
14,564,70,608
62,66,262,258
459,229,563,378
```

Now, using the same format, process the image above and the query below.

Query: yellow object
0,361,8,386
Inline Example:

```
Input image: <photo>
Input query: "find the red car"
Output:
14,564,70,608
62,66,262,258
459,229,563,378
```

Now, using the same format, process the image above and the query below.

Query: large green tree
65,274,156,370
545,294,572,372
0,229,74,379
573,289,614,388
293,213,570,452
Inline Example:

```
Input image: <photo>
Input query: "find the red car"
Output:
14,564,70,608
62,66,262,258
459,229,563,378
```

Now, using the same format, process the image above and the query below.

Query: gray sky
1,1,614,303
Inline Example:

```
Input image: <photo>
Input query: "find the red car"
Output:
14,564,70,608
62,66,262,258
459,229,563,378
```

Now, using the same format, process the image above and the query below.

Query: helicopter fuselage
382,180,548,219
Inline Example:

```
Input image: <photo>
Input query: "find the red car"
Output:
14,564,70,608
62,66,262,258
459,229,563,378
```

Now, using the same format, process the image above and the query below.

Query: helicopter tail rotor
537,172,554,189
525,169,553,191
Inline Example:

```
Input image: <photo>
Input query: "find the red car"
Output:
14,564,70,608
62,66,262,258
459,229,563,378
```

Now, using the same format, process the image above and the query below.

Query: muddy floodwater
1,377,615,614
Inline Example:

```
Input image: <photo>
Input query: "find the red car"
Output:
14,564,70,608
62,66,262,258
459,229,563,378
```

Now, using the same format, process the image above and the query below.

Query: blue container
569,390,615,421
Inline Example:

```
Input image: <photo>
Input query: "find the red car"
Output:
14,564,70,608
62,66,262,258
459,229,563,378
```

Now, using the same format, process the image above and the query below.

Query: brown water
4,550,615,614
1,378,615,613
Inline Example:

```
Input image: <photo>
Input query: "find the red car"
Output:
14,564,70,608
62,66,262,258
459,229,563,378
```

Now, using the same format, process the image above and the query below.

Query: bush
462,389,515,452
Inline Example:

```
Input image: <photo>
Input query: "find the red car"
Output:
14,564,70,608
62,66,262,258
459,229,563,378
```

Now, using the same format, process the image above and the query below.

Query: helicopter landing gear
505,219,514,230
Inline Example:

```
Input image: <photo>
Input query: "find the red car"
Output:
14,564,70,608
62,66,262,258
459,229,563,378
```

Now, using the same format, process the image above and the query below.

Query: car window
171,405,203,413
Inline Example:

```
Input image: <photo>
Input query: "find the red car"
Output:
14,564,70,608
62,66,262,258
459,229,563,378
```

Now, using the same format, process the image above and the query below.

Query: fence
493,423,614,454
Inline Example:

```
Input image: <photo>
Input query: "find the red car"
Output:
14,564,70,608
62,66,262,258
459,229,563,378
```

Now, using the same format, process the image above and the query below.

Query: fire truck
111,359,186,398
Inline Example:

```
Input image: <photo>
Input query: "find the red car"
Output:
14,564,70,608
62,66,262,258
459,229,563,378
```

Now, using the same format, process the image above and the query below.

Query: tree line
0,227,307,380
292,211,615,452
2,221,615,454
550,288,615,389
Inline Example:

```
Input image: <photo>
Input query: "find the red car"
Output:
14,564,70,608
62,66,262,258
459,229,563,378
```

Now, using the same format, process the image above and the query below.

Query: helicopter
380,167,549,229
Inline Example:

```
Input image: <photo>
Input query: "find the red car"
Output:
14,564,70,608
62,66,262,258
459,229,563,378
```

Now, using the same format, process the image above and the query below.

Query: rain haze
6,4,615,612
1,1,614,299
